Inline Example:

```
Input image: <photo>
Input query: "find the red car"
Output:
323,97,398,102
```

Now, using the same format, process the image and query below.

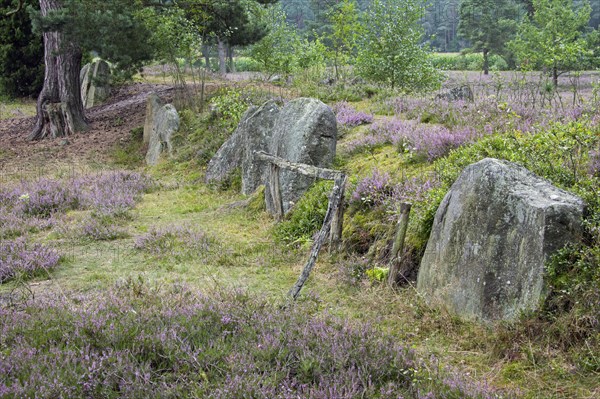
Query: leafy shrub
0,238,60,283
274,181,333,245
233,57,261,72
208,88,251,132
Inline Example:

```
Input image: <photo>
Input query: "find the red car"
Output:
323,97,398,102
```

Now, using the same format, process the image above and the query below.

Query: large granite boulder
80,60,111,108
205,105,258,184
417,158,584,322
145,104,180,165
266,98,337,214
143,93,165,145
241,101,280,195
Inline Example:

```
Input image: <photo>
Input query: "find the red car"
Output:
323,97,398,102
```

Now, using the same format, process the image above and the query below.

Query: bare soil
0,83,175,173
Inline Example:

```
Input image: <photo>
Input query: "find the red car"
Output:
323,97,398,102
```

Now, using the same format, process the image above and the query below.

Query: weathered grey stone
143,93,165,145
205,106,258,184
80,60,111,108
265,98,337,214
145,104,180,166
417,158,584,322
436,85,474,102
241,101,280,195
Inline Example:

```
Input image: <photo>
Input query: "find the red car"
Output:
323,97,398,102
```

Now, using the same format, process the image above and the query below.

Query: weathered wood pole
289,175,347,300
269,163,284,221
388,202,412,288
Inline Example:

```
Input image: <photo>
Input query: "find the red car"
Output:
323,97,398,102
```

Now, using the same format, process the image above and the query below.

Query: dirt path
0,83,175,174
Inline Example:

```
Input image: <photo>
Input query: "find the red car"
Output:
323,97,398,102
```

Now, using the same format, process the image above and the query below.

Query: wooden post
289,174,346,300
388,202,412,289
269,163,283,221
329,176,347,252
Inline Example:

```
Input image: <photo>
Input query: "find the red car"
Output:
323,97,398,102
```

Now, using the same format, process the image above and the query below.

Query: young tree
509,0,592,87
458,0,521,75
327,0,362,80
355,0,441,91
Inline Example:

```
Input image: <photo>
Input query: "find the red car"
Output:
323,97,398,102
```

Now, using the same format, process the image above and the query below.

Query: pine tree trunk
30,0,88,140
217,37,227,75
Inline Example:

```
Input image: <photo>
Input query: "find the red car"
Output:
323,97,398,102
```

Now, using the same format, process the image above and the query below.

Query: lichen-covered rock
265,98,337,215
143,93,165,145
80,60,111,108
241,101,280,195
436,85,473,102
205,106,258,184
417,158,584,322
145,104,180,166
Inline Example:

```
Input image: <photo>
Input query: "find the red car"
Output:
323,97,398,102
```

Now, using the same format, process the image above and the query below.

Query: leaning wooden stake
269,163,284,221
388,202,412,289
289,175,347,300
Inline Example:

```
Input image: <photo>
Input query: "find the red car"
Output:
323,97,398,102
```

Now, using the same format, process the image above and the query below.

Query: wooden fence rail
254,151,347,300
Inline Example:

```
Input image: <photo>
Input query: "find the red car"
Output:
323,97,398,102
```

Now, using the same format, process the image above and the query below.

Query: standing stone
143,93,165,145
146,104,180,165
80,60,111,108
266,98,337,214
417,158,584,322
241,100,280,195
205,105,258,184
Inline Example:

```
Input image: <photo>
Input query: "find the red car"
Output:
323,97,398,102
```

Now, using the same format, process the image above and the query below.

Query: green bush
274,181,333,246
234,57,261,72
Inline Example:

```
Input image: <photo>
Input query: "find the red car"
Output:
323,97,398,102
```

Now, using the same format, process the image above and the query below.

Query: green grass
0,97,36,120
2,85,599,398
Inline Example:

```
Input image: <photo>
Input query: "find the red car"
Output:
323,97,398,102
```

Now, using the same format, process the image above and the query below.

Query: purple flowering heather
0,286,509,398
351,170,439,218
134,224,212,260
347,118,480,161
0,238,60,283
333,102,374,127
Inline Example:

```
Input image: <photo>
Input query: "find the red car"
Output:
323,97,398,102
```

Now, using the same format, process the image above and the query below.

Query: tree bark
227,45,235,73
217,37,227,75
30,0,88,140
483,48,489,75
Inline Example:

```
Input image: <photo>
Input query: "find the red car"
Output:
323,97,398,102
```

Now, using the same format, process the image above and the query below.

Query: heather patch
346,118,481,161
0,171,153,240
0,238,60,283
134,224,214,261
332,101,374,128
0,284,509,398
350,169,438,217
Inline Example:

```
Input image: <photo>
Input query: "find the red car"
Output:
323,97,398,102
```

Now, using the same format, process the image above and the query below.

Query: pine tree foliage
0,0,43,97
